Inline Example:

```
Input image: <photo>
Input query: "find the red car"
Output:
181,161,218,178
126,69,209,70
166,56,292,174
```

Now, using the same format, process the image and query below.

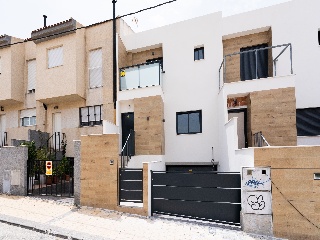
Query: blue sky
0,0,290,39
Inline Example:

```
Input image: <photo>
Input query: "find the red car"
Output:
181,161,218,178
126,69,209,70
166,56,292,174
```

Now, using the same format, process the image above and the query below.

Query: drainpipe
112,0,117,109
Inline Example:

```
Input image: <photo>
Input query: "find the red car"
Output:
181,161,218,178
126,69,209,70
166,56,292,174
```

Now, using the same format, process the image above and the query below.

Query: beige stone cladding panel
35,31,85,102
223,29,272,83
80,134,119,209
134,95,164,155
86,21,114,123
254,147,320,239
79,134,149,216
127,47,163,66
248,87,297,147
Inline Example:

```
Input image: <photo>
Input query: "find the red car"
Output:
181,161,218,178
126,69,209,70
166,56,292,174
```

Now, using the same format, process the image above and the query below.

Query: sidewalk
0,195,283,240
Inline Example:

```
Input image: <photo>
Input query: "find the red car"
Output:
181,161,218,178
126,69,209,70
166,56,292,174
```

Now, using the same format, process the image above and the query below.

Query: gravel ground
0,195,285,240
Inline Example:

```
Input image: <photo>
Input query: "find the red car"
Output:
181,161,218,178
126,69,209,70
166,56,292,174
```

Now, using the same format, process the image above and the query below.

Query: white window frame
48,46,63,69
89,48,103,88
27,59,36,93
20,109,36,127
79,105,102,127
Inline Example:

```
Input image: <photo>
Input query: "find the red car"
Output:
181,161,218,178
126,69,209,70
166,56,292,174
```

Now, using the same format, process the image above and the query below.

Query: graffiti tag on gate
247,194,266,211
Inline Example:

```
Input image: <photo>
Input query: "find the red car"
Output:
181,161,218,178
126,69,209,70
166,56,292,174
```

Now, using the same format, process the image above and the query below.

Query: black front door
121,112,134,155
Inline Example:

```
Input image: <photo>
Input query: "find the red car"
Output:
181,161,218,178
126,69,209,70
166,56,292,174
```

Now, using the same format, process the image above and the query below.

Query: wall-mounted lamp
0,106,4,111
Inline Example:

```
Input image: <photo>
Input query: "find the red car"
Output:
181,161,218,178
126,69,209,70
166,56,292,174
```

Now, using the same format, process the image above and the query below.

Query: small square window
194,47,204,61
176,110,202,135
20,108,36,127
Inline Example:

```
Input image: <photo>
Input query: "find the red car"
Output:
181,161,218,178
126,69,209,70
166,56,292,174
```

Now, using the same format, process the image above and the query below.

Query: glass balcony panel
139,63,160,88
120,67,140,90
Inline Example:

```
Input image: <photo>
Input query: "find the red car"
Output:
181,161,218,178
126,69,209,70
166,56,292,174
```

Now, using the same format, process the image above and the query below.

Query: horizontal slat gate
151,171,241,225
119,168,143,203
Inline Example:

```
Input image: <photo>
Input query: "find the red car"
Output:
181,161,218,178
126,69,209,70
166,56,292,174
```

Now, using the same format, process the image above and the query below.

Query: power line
1,0,178,48
119,0,177,18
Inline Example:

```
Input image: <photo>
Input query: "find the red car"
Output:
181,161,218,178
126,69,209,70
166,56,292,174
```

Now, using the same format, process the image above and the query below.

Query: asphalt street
0,222,63,240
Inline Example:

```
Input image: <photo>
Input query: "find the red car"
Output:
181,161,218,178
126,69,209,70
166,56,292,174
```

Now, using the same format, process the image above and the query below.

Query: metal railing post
255,49,258,79
138,65,141,88
290,44,293,74
223,56,226,84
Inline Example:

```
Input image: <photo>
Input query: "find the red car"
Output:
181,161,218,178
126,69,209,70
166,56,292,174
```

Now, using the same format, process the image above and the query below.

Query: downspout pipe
112,0,117,109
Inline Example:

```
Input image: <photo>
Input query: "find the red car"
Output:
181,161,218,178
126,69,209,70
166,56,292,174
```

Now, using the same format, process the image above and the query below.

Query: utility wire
1,0,178,48
119,0,177,18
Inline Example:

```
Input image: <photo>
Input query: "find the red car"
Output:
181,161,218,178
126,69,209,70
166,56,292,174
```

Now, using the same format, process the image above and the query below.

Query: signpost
46,161,52,176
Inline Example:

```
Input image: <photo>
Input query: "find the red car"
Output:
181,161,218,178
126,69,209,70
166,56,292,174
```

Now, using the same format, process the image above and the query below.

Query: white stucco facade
120,0,320,171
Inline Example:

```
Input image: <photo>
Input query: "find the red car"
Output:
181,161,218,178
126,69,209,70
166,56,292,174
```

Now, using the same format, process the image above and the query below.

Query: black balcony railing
120,129,135,168
120,60,162,91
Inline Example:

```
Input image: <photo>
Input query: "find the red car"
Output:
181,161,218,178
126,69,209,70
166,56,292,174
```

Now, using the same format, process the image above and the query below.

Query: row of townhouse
1,0,320,171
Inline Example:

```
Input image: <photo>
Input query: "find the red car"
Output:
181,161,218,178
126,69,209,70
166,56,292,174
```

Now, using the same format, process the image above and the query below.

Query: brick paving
0,195,284,240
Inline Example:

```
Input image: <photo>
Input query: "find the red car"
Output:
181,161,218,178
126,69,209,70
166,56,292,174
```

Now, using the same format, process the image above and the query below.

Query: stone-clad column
241,167,273,236
74,140,81,206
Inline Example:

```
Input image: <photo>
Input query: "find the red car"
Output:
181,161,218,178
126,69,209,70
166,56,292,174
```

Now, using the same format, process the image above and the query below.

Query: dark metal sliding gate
151,171,241,225
119,168,143,203
27,159,74,197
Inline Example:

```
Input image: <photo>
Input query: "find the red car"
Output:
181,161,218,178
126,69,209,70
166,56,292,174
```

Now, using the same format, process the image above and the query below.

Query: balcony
219,43,293,90
120,61,162,91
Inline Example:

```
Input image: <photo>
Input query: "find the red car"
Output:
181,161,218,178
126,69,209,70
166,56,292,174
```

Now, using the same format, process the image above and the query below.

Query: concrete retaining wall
0,146,28,195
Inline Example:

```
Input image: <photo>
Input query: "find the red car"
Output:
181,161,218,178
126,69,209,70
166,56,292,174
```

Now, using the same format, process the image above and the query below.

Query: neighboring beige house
0,18,133,157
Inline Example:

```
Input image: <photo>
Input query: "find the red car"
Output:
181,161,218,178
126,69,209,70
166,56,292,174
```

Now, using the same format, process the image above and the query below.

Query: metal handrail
219,43,293,89
46,132,64,159
253,131,270,147
121,129,135,168
1,132,7,147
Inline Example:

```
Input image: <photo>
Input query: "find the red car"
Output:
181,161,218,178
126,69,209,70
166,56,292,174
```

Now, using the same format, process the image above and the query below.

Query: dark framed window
194,47,204,61
79,105,102,127
297,107,320,136
176,110,202,134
